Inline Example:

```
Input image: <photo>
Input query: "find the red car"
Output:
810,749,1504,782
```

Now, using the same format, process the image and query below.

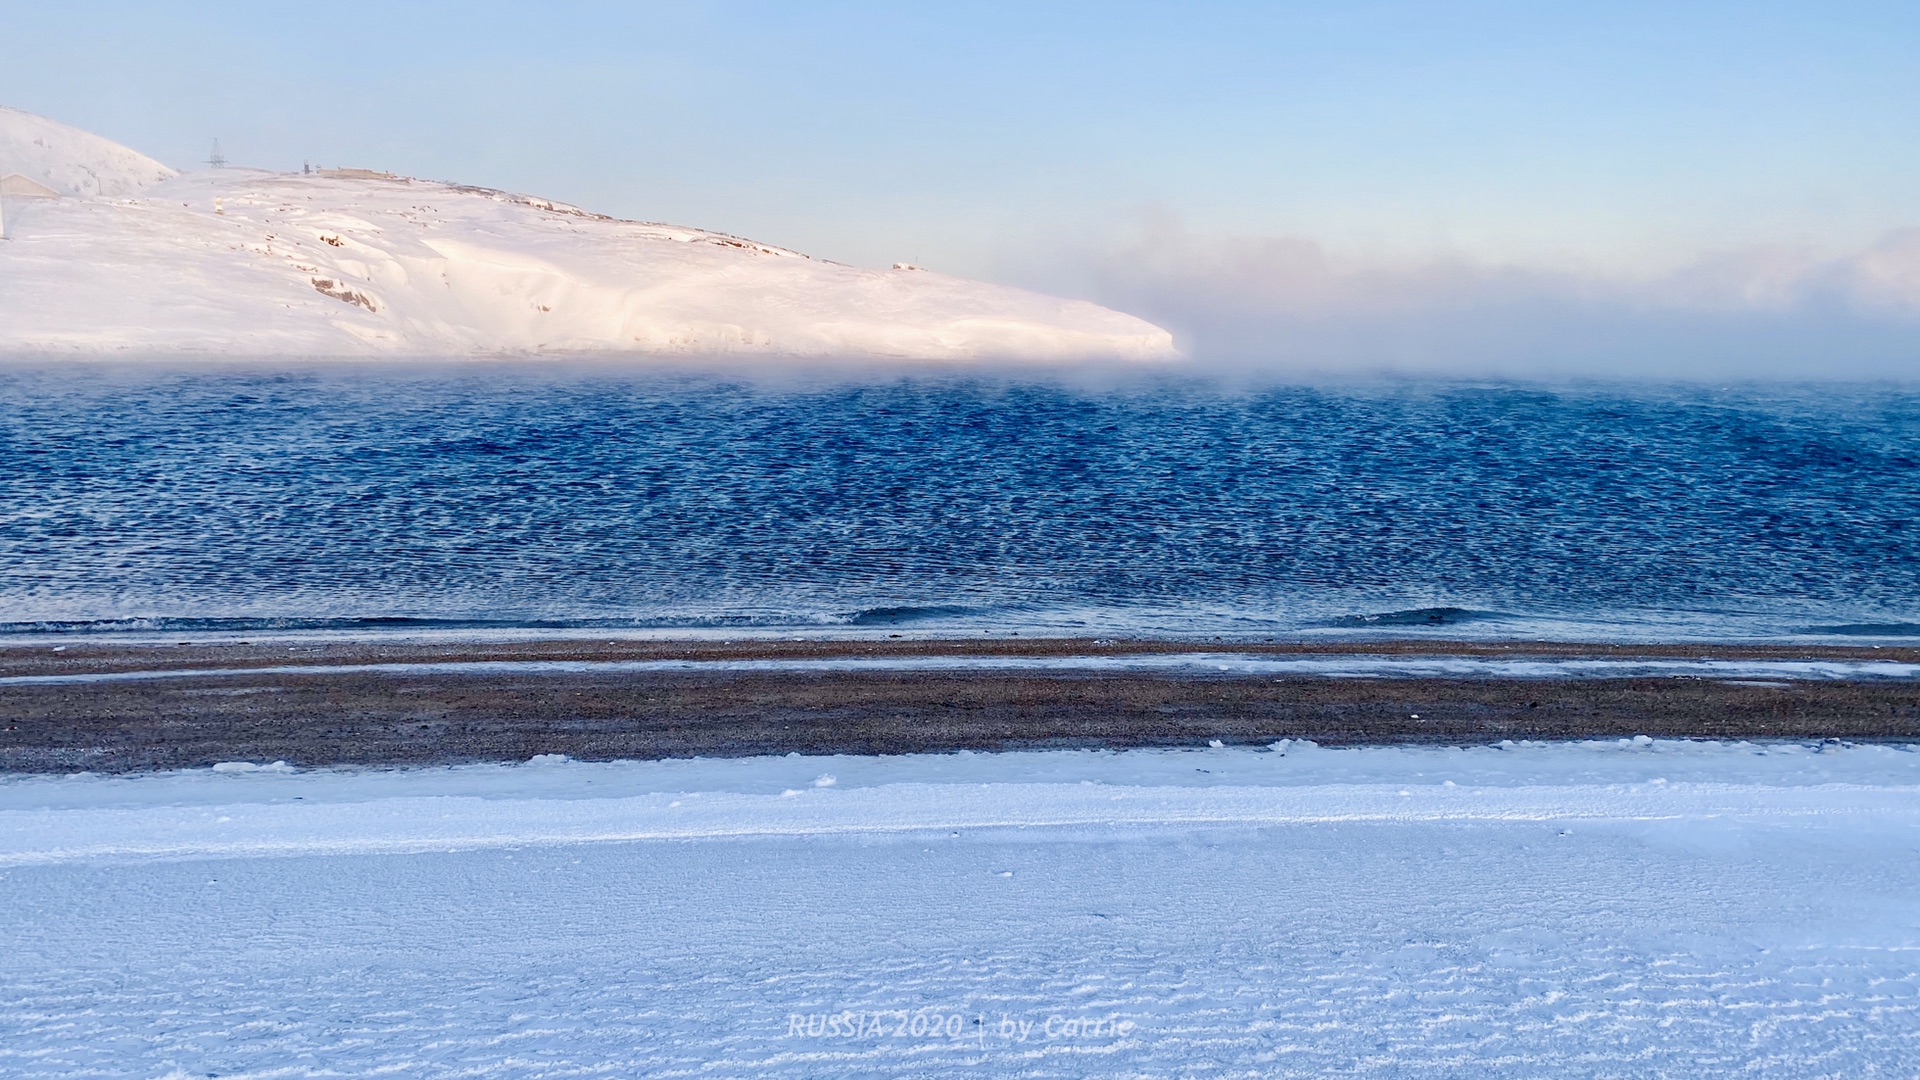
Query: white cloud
1083,219,1920,377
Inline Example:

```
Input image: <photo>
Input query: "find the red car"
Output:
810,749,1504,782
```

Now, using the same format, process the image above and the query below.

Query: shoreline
7,635,1918,677
3,637,1917,773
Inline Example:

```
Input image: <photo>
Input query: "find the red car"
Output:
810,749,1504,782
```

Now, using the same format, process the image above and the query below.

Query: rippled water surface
1,365,1915,640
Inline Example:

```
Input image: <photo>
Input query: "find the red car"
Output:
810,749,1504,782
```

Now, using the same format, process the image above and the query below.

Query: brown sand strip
3,636,1916,679
1,646,1916,773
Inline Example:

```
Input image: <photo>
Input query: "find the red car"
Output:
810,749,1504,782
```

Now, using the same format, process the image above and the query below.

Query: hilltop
0,104,177,197
0,107,1177,361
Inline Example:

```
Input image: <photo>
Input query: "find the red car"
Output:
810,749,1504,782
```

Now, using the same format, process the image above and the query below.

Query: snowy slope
0,107,1178,360
0,105,175,197
2,742,1918,1076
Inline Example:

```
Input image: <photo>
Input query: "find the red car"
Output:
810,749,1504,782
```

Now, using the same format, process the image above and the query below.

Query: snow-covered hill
0,105,176,197
0,107,1177,360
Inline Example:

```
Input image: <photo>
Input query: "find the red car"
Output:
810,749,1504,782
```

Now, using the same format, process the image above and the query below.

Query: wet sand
3,638,1916,772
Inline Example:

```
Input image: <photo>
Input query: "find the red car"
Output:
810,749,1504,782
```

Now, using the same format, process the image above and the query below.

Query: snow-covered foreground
3,742,1918,1077
0,105,1175,360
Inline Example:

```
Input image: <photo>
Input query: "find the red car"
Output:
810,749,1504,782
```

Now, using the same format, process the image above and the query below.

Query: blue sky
6,1,1919,369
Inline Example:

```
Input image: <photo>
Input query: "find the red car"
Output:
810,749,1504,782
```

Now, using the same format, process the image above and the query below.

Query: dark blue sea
1,364,1915,642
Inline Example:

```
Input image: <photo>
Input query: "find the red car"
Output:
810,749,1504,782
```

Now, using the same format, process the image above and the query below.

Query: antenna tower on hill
207,140,226,168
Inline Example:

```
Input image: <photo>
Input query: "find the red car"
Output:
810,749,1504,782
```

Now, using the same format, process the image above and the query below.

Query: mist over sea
1,363,1914,642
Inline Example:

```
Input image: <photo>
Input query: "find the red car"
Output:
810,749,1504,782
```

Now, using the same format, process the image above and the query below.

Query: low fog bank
1079,223,1920,379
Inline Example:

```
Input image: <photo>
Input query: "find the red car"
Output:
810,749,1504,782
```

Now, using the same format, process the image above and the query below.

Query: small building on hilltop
0,173,62,238
1,173,61,198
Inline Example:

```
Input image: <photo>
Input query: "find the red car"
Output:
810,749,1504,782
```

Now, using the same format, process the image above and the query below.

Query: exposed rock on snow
0,106,1178,360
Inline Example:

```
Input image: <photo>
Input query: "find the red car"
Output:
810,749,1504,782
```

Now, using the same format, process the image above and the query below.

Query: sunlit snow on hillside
0,105,1176,361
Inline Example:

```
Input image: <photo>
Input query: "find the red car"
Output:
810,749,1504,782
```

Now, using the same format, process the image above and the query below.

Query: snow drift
0,107,1177,361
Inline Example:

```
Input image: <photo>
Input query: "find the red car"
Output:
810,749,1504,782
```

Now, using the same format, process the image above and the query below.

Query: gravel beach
3,637,1915,772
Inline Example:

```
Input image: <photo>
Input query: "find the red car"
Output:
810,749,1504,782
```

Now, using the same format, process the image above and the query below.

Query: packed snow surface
3,740,1918,1076
0,106,1176,360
